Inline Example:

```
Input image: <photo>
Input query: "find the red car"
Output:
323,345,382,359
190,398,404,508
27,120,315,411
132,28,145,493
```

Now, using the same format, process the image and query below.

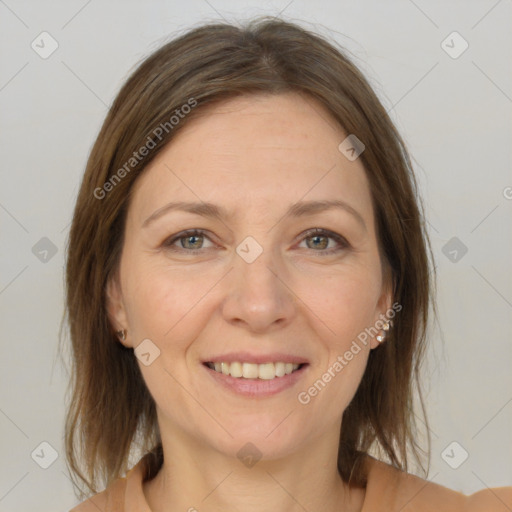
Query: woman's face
107,92,391,461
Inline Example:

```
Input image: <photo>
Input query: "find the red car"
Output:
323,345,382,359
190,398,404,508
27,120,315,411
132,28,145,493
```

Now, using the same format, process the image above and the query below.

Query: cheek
122,260,213,340
296,263,383,348
121,264,211,412
296,334,371,429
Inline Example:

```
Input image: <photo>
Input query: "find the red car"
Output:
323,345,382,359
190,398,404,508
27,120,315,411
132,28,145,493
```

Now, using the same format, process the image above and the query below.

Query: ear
105,272,131,347
369,263,395,350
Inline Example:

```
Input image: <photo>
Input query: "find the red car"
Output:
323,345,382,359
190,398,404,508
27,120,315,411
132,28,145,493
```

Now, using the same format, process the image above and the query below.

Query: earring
116,329,127,342
376,320,392,343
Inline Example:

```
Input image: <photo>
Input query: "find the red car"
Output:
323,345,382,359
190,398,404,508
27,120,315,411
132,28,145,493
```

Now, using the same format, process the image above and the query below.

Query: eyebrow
142,199,367,231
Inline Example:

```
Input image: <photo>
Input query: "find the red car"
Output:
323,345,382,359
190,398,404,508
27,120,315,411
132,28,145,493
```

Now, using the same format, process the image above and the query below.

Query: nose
221,247,297,334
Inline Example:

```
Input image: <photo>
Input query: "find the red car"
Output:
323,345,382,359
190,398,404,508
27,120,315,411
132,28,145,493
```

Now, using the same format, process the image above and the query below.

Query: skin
107,92,392,512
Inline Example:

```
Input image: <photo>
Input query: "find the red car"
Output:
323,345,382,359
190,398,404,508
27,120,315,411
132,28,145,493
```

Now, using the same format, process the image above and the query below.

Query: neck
143,417,365,512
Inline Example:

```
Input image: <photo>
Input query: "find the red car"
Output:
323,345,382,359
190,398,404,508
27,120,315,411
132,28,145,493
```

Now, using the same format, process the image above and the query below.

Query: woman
65,17,511,511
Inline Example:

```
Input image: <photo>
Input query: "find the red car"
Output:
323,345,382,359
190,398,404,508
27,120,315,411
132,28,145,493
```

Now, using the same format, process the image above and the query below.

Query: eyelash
162,228,349,256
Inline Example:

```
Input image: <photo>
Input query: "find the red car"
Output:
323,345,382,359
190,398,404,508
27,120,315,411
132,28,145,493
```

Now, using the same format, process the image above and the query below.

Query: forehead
129,92,374,227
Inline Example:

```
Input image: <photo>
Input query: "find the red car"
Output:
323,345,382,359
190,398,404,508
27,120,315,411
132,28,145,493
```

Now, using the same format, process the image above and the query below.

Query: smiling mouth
204,361,306,380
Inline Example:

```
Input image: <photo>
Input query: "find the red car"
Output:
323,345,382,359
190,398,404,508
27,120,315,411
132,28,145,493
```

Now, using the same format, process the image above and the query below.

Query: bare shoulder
69,477,126,512
465,486,512,511
69,490,108,512
364,457,512,511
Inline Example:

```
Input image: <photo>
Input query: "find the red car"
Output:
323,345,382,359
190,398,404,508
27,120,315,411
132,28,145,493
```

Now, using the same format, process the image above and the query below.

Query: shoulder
68,453,153,512
465,487,512,511
363,456,512,512
70,491,108,512
69,476,127,512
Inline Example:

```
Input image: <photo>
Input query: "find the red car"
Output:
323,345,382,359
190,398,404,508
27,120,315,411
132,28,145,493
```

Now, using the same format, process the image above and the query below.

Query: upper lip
202,352,309,365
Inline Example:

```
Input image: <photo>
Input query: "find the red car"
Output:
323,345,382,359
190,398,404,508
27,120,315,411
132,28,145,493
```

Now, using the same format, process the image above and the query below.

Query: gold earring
116,329,127,342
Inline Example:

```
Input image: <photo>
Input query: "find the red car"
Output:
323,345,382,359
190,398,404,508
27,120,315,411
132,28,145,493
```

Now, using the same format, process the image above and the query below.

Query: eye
163,229,215,253
297,228,349,255
162,228,349,255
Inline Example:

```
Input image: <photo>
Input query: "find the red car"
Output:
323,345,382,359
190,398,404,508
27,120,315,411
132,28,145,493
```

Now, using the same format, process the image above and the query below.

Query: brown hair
63,16,434,498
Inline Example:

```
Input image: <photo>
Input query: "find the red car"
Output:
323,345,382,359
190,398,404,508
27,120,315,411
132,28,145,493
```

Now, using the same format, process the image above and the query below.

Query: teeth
207,361,301,379
258,363,275,380
275,362,286,377
230,361,242,378
242,362,259,379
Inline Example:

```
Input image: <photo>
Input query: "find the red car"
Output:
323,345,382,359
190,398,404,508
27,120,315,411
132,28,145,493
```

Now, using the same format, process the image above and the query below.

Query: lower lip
203,363,309,398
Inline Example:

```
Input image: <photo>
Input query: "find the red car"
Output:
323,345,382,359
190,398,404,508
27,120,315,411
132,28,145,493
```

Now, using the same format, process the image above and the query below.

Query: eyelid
296,228,350,253
163,228,350,254
163,229,217,253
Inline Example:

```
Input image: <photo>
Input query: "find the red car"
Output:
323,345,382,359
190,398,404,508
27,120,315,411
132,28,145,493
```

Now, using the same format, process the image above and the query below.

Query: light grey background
1,0,511,510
